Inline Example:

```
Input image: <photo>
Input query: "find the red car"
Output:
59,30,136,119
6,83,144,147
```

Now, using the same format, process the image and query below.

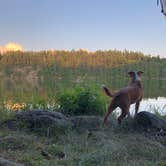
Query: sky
0,0,166,57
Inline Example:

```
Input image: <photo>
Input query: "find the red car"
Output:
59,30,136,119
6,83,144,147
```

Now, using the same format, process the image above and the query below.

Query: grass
0,110,166,166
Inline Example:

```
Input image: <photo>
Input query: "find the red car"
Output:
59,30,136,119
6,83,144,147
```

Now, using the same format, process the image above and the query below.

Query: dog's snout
135,72,141,81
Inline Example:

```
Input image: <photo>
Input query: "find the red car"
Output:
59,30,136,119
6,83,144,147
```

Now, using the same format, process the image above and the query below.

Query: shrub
57,86,106,116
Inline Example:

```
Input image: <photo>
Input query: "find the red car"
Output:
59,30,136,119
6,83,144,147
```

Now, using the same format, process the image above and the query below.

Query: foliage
0,49,165,107
57,86,106,116
0,49,148,67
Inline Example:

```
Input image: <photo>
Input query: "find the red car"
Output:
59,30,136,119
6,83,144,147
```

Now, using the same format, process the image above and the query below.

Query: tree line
0,49,153,67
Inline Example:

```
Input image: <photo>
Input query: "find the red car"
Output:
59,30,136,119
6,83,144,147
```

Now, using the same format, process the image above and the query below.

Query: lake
114,97,166,116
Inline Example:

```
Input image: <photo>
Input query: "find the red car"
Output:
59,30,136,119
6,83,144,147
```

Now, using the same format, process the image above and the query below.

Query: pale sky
0,0,166,57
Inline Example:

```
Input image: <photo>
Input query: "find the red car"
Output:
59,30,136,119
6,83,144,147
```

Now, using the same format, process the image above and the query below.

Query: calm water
132,97,166,115
115,97,166,116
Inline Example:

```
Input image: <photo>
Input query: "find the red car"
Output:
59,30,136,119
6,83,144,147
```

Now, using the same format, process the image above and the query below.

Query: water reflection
115,97,166,116
136,97,166,115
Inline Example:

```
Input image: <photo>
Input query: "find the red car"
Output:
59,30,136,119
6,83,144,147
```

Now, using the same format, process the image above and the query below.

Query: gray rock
135,111,166,131
0,157,24,166
0,110,74,136
16,110,72,127
16,110,73,130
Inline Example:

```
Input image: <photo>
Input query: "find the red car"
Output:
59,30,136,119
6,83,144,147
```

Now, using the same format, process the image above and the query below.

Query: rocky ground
0,110,166,166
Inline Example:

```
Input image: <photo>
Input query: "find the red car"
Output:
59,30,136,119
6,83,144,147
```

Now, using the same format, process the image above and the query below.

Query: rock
0,157,24,166
3,110,73,136
135,111,166,131
16,110,73,130
3,110,104,134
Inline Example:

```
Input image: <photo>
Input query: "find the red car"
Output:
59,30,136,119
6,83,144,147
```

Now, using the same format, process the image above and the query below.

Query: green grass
0,126,166,166
0,111,166,166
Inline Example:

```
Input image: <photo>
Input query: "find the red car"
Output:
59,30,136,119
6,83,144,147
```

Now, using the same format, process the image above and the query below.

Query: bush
57,86,106,116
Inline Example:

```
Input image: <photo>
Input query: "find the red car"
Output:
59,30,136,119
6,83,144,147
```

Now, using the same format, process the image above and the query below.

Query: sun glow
0,42,24,53
5,42,24,51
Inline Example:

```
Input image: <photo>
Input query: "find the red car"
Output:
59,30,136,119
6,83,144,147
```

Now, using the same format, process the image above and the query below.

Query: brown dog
102,71,143,125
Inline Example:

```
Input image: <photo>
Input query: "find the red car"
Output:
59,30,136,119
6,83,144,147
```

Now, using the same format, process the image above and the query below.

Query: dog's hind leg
102,103,116,126
117,112,126,124
117,106,129,124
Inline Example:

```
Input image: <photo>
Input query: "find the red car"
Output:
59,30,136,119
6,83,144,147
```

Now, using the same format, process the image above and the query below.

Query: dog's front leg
135,101,140,115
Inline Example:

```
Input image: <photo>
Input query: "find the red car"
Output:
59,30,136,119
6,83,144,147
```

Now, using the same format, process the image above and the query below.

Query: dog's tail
102,84,114,98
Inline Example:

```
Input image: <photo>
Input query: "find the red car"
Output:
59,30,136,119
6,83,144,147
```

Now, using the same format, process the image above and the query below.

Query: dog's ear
128,71,134,77
137,71,143,76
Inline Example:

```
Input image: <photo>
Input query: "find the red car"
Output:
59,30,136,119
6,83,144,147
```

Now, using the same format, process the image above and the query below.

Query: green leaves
57,86,105,116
